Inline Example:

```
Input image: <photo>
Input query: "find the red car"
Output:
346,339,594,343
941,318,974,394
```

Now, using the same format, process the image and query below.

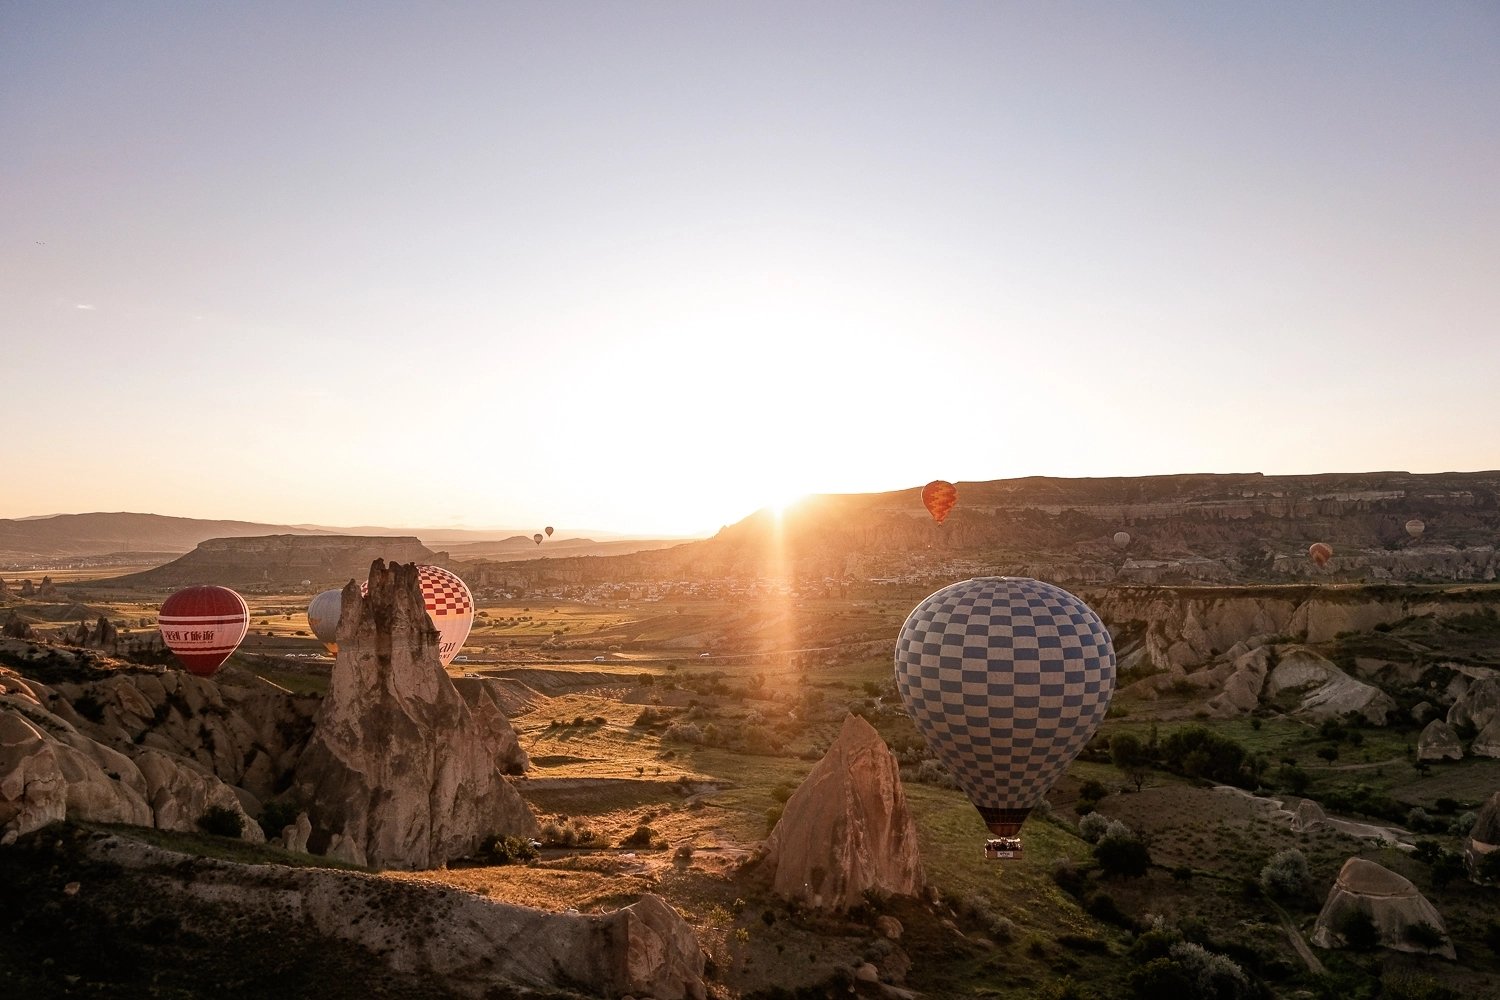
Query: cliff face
103,535,437,589
456,470,1500,589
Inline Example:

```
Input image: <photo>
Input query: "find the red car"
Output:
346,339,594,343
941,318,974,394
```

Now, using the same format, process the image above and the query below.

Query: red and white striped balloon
360,565,474,667
158,586,249,677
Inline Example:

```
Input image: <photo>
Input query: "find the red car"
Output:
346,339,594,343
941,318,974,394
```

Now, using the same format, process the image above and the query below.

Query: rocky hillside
101,535,438,590
460,470,1500,589
0,512,334,562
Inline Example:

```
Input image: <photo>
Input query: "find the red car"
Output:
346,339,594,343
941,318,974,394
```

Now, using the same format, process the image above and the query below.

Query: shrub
196,805,244,838
1259,848,1309,897
72,693,106,724
1335,906,1379,950
1033,975,1099,1000
1403,921,1447,949
620,825,657,849
1078,811,1111,844
1051,858,1087,898
1129,958,1193,998
1167,941,1252,1000
663,721,705,745
1095,829,1151,878
1383,975,1461,1000
1086,891,1135,929
477,835,538,865
257,800,300,840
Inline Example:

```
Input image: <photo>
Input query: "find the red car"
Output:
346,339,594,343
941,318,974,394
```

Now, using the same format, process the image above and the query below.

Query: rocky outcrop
15,829,707,1000
1291,799,1326,833
1310,858,1455,959
762,713,924,911
1450,677,1500,759
103,534,438,590
1467,792,1500,881
0,712,67,837
1417,720,1463,762
1264,648,1394,724
294,561,535,869
0,658,262,842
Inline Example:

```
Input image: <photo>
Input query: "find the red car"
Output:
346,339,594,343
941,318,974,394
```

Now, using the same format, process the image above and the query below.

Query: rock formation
293,560,535,869
1310,858,1455,959
1418,719,1464,761
1466,792,1500,881
0,653,264,843
9,828,707,1000
1264,648,1394,724
37,576,57,597
106,534,438,590
20,579,34,597
1291,799,1326,833
1448,675,1500,732
762,713,924,911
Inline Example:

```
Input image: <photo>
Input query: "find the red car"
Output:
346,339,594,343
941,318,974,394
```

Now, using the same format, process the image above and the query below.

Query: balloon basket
983,837,1022,861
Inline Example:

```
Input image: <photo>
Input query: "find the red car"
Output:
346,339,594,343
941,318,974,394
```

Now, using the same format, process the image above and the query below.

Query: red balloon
922,480,958,525
1308,542,1333,568
158,586,249,677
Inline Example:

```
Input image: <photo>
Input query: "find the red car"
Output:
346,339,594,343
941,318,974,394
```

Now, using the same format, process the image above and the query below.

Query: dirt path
1269,900,1326,976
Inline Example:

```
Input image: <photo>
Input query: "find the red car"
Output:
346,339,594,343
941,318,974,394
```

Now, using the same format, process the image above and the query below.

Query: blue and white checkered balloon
895,577,1115,837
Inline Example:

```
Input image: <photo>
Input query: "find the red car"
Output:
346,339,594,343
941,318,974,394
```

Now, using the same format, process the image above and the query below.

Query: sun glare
767,493,808,518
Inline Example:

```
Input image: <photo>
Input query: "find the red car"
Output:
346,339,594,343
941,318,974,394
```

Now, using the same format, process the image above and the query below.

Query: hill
454,470,1500,591
99,535,437,591
0,513,698,567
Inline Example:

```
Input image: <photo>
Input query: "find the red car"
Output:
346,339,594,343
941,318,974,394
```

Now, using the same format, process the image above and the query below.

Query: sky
3,2,1497,536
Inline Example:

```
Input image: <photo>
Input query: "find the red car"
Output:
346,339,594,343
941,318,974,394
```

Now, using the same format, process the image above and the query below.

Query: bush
765,805,783,834
257,800,300,840
1086,891,1135,929
1033,975,1100,1000
477,835,538,865
1383,975,1461,1000
663,721,705,745
1259,848,1309,897
196,805,244,838
620,824,657,849
1078,811,1111,844
72,693,106,724
1403,921,1447,949
1095,829,1151,878
1167,941,1251,1000
1335,906,1379,951
1129,958,1193,998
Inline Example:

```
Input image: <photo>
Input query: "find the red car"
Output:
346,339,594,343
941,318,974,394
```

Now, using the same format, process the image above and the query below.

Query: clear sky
4,2,1496,535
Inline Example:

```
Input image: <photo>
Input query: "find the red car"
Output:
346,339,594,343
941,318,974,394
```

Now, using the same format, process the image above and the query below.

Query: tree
1111,732,1150,792
1095,827,1152,878
1259,848,1309,897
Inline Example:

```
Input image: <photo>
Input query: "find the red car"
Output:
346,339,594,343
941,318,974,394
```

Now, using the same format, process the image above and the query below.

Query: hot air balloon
307,589,343,653
544,526,554,538
533,533,544,545
1309,542,1333,568
1406,519,1425,539
1113,531,1131,549
158,585,249,677
922,480,957,525
360,565,474,667
895,577,1115,860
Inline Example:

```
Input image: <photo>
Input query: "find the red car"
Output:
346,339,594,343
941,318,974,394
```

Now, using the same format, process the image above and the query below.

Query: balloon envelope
360,565,474,667
895,577,1115,841
544,526,554,537
307,589,343,653
922,481,958,525
158,586,249,677
1309,542,1333,567
1405,519,1424,539
533,533,544,545
1113,531,1131,549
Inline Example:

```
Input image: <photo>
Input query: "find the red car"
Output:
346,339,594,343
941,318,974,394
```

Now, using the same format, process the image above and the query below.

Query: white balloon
307,589,343,653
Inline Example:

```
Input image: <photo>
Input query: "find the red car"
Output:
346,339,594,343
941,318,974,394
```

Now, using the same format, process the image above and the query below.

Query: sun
767,491,808,517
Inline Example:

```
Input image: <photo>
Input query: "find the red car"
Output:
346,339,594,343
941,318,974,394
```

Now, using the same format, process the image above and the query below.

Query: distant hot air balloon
895,577,1115,860
307,589,343,653
158,585,249,677
1309,542,1333,568
922,480,958,525
544,526,554,538
359,565,474,667
533,533,544,545
1405,519,1425,539
1113,531,1131,549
